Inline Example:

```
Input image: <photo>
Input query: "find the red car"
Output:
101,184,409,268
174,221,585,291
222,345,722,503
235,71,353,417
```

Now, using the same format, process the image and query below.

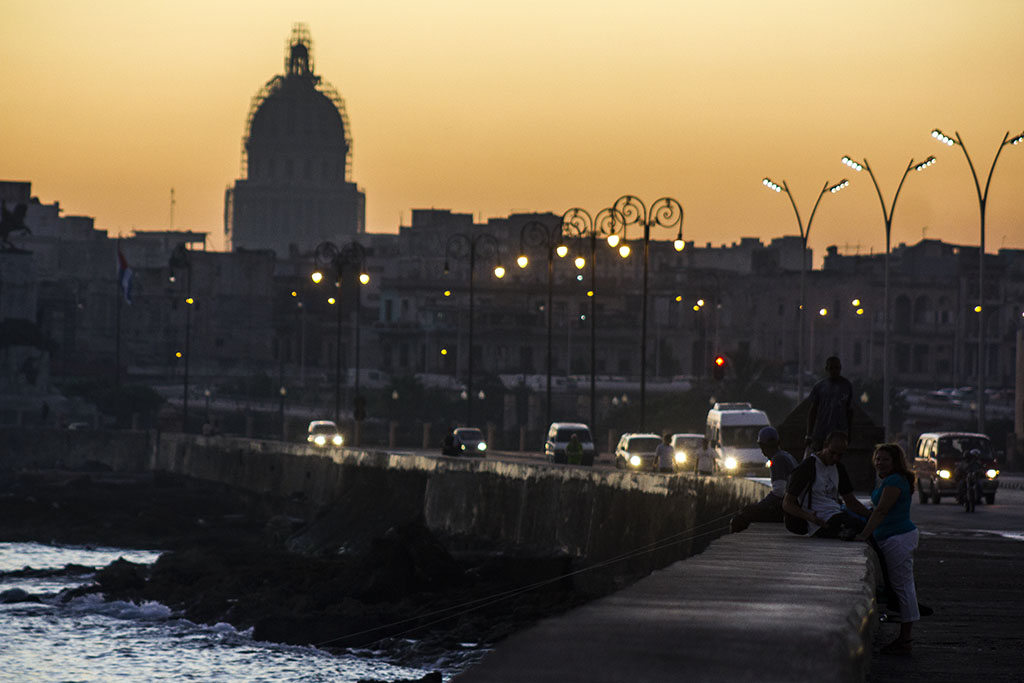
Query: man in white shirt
783,431,871,538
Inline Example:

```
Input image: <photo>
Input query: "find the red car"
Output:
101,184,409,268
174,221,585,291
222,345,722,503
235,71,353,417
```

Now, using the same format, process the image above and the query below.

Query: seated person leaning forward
782,431,870,538
730,426,799,532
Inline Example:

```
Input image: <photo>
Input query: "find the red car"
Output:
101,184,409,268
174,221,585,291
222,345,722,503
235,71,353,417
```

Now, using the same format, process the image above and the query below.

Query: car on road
307,420,344,448
671,433,704,472
443,427,488,457
544,422,596,465
913,431,1000,504
705,402,770,475
614,433,663,471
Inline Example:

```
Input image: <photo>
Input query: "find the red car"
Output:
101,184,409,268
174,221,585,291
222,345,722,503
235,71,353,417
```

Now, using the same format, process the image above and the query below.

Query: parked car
306,420,343,448
670,433,705,472
614,433,663,471
442,427,488,457
544,422,596,465
913,431,999,504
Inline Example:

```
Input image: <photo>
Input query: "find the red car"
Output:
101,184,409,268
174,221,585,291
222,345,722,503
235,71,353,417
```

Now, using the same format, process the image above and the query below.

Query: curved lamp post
517,220,577,430
312,241,368,439
168,243,193,433
761,177,849,404
560,207,626,438
611,195,685,430
842,154,936,437
443,232,505,426
931,128,1024,433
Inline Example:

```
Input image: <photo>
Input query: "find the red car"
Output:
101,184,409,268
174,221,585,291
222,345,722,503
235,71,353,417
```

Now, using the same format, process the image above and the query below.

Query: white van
705,402,771,474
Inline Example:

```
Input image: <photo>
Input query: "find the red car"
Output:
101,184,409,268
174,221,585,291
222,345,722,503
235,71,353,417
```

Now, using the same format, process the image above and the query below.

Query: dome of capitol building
226,24,364,257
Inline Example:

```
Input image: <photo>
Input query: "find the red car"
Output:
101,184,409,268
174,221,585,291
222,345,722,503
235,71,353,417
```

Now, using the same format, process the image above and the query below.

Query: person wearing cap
729,426,799,533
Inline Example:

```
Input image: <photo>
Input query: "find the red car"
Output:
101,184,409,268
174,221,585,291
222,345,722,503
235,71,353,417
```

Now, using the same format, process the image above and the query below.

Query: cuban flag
117,247,134,304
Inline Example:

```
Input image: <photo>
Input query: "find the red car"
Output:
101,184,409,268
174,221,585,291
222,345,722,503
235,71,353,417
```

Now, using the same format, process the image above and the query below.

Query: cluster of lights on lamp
830,180,850,193
914,156,938,171
762,178,783,193
841,156,865,172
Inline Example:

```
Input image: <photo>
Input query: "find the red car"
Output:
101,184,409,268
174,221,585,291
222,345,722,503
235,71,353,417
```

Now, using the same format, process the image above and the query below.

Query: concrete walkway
457,526,877,683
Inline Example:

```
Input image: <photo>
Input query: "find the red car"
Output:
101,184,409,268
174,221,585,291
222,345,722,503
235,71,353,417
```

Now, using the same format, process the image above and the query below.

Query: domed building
225,24,365,257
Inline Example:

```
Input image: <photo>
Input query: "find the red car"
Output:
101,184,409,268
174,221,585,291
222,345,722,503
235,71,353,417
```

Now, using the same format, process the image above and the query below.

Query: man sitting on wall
783,431,871,538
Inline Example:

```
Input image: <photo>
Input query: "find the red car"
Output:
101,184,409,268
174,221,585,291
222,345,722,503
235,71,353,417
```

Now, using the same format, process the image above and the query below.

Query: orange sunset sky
3,0,1023,263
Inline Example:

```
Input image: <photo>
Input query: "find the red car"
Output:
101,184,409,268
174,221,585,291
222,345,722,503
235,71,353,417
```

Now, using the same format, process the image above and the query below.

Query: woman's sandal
880,638,913,655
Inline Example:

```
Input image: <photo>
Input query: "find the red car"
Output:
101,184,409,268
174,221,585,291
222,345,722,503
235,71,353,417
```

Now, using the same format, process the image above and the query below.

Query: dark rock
95,557,148,593
0,587,40,603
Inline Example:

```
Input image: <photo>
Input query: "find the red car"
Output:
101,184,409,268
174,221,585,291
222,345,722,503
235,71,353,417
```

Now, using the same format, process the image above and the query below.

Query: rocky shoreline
0,469,597,681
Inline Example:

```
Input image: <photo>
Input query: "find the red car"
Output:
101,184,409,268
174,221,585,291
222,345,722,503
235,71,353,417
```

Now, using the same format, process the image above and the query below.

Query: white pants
878,527,920,623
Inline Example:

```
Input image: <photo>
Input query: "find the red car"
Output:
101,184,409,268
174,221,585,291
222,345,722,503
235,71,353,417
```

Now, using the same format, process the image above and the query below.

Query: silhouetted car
544,422,595,465
913,431,999,504
306,420,343,448
670,433,704,472
442,427,487,456
614,433,662,471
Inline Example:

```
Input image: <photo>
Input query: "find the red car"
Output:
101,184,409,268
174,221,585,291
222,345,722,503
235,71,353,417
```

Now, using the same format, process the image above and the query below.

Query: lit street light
931,127,1024,433
761,176,848,404
443,232,504,426
518,220,576,430
842,153,935,437
168,243,193,433
560,206,626,443
612,195,684,430
312,241,368,442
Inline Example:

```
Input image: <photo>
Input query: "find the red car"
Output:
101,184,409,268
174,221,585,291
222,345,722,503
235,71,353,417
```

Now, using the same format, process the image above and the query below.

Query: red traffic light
714,356,726,367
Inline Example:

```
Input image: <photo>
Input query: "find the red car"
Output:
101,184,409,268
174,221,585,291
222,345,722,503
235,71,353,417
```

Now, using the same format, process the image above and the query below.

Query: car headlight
477,442,487,451
332,435,343,446
938,469,951,479
460,443,467,451
674,451,687,464
629,455,642,467
314,435,327,446
986,469,999,479
724,456,738,470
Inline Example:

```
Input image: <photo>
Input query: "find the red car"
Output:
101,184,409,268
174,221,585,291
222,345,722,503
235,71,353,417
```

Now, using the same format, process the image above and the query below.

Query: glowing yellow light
851,299,860,306
856,308,864,315
574,256,585,270
587,290,594,297
311,271,323,284
673,239,685,252
675,295,682,302
440,348,448,356
607,234,620,248
494,266,506,279
175,351,182,358
618,244,631,258
974,305,982,313
291,291,297,297
693,304,700,311
517,255,529,269
697,299,705,307
359,273,370,285
328,297,337,305
185,297,194,305
556,245,568,258
819,308,828,316
443,290,451,297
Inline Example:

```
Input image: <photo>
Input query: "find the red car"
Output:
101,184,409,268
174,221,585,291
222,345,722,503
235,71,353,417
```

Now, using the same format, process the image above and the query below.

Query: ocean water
0,542,481,682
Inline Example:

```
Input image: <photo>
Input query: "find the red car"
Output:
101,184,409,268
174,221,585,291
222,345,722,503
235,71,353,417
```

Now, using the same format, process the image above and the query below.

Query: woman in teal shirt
856,443,919,654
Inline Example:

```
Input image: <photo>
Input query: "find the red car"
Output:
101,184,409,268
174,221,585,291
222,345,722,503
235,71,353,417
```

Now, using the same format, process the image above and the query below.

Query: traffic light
712,355,726,381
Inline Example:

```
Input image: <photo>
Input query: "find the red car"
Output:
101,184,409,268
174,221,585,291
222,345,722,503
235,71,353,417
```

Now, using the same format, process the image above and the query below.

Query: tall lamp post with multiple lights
761,177,849,403
559,207,626,438
443,232,505,425
842,153,936,437
612,195,684,430
517,220,579,430
931,127,1024,433
312,241,369,442
168,243,193,433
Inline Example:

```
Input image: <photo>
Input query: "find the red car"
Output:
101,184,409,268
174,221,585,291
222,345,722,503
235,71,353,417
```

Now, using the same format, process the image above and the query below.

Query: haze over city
4,0,1023,262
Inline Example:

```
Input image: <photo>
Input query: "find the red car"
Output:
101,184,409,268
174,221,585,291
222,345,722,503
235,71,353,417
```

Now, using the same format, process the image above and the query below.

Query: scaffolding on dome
238,23,354,181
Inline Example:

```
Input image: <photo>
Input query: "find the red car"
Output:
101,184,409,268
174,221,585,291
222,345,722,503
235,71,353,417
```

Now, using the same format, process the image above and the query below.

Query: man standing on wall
806,356,854,454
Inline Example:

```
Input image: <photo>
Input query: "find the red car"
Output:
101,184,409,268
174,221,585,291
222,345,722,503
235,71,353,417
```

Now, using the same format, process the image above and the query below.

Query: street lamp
518,220,577,429
312,241,368,441
931,127,1024,433
168,243,192,433
443,232,504,426
611,195,684,430
560,207,626,439
761,176,848,404
842,153,936,437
